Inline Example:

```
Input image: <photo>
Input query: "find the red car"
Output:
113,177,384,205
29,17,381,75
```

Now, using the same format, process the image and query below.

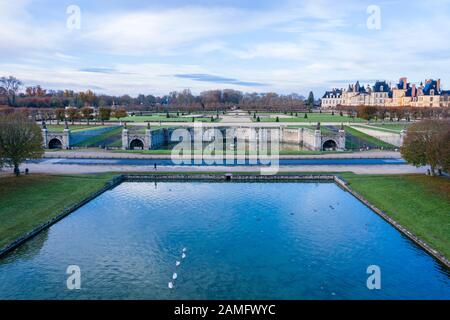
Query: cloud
80,6,298,56
0,0,449,97
174,73,267,86
0,1,64,59
79,67,117,74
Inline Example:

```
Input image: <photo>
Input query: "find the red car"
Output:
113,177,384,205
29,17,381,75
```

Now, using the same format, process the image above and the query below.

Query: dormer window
430,89,434,95
380,86,384,92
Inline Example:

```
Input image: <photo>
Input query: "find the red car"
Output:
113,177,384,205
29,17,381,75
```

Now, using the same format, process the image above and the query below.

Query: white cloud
0,1,64,59
0,0,449,96
80,6,299,56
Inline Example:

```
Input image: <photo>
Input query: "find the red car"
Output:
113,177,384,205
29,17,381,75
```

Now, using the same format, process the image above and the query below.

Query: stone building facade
322,77,449,108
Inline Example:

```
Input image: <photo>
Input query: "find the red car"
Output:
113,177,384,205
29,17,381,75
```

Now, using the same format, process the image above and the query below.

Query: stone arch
129,138,144,150
48,138,63,149
322,139,337,151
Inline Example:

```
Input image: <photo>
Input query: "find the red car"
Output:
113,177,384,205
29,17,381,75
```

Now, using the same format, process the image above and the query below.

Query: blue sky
1,0,449,97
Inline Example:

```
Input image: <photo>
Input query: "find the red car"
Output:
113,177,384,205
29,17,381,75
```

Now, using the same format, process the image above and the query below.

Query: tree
113,107,127,121
0,76,22,106
79,90,96,107
55,108,65,125
98,107,112,125
401,120,450,175
80,106,94,125
307,91,314,110
441,129,450,173
357,105,378,121
0,112,44,176
66,107,79,125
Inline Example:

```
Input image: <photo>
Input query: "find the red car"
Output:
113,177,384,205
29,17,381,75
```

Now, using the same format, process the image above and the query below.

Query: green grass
341,174,450,259
0,173,114,249
112,148,345,156
285,125,339,135
115,114,218,123
345,126,395,149
47,125,101,132
252,113,365,123
366,123,410,133
72,127,123,148
1,172,448,261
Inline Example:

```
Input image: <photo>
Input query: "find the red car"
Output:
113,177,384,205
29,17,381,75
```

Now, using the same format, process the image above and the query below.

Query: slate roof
373,81,390,92
422,80,440,95
322,89,342,99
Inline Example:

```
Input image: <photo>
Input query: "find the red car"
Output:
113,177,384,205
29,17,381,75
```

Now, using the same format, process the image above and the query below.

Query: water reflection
0,182,448,299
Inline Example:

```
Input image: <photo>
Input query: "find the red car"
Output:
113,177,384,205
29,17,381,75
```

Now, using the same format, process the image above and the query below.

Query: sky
1,0,449,97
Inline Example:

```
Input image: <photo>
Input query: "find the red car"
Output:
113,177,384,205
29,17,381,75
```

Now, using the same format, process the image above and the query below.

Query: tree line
1,76,311,112
336,105,449,121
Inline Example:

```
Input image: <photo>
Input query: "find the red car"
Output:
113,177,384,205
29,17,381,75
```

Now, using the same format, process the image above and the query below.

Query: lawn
1,172,448,261
252,113,365,123
72,126,123,148
367,123,411,133
115,114,218,123
47,125,101,132
0,173,114,249
341,174,450,260
344,126,395,150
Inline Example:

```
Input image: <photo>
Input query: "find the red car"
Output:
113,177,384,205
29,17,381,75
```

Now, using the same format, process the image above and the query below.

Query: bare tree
0,76,23,106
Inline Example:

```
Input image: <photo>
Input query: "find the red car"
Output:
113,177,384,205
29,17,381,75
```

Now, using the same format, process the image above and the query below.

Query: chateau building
321,77,449,108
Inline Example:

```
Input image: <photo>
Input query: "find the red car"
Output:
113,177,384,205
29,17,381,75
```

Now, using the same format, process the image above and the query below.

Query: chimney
411,84,416,97
402,77,408,90
437,79,441,92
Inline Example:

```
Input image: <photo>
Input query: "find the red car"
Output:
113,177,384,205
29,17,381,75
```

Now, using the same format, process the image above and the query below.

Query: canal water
30,157,406,166
0,182,448,299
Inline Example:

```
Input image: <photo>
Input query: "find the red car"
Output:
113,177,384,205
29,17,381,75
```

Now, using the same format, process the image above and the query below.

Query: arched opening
323,139,337,151
130,139,144,150
48,138,63,149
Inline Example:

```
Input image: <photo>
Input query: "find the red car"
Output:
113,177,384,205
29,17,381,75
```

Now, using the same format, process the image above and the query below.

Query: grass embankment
345,126,395,149
341,174,450,259
72,127,123,148
0,173,448,260
47,125,100,132
366,123,410,133
0,173,114,249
